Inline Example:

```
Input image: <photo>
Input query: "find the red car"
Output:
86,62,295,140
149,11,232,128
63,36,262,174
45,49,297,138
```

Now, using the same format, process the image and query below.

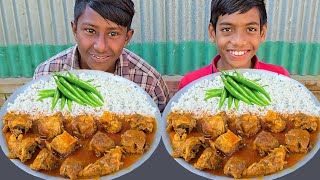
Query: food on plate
166,71,320,178
1,72,158,179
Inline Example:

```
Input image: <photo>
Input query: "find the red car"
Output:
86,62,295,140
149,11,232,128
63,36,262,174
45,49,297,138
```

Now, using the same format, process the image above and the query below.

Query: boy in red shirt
178,0,290,90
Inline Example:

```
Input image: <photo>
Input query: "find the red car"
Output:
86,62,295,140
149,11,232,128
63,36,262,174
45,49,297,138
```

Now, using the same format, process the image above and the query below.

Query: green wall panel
0,42,319,78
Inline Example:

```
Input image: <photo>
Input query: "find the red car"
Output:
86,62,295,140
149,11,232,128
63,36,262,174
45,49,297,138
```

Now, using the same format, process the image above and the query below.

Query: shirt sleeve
152,76,170,113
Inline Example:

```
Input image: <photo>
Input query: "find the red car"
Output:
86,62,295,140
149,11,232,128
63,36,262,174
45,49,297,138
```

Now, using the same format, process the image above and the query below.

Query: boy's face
209,7,267,70
71,6,133,73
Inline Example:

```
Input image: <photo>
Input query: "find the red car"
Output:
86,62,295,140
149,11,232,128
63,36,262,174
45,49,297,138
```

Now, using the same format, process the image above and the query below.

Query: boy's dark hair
210,0,267,31
74,0,135,30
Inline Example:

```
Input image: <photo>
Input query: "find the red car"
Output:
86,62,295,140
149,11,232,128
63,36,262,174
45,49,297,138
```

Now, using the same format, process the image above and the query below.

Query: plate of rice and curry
0,70,163,180
162,69,320,180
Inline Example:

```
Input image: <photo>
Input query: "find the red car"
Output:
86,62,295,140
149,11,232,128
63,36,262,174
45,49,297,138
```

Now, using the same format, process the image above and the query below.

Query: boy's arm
152,77,170,112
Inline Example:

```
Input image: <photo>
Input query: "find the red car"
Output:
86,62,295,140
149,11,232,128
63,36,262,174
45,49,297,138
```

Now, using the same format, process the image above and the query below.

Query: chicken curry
2,111,156,180
167,110,319,178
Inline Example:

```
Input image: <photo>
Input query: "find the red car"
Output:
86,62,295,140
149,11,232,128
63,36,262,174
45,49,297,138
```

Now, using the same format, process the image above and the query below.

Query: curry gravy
5,119,157,178
169,117,319,178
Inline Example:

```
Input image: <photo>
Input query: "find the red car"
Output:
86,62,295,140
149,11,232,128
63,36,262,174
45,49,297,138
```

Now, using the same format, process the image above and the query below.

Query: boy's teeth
230,51,246,56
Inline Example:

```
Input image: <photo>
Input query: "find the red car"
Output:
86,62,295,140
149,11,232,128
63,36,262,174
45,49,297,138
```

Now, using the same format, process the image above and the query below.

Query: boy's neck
216,57,255,70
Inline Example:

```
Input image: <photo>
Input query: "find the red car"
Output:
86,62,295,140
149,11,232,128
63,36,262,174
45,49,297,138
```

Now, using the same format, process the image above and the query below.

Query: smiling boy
178,0,290,90
33,0,169,112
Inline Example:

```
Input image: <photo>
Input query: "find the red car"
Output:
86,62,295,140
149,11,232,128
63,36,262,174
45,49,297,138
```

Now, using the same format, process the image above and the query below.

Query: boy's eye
86,29,95,34
221,27,232,32
247,27,257,32
108,32,119,36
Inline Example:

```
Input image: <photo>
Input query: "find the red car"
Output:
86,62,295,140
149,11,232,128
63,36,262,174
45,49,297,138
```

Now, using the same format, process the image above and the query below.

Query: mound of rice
171,72,320,117
6,73,157,118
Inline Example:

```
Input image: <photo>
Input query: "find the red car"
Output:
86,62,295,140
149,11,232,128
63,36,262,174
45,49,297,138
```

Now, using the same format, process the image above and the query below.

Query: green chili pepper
53,77,85,105
205,88,222,93
73,85,100,107
85,90,103,106
229,75,271,102
218,88,227,110
252,90,271,106
62,73,104,102
60,94,66,109
67,99,72,111
225,75,259,104
38,89,56,94
234,98,239,110
56,76,95,106
240,84,268,106
221,75,252,105
37,92,55,101
51,89,60,110
228,94,233,109
204,89,222,101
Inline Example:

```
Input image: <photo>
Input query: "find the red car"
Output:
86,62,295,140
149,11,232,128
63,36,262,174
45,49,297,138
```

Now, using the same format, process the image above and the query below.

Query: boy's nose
94,35,108,52
230,31,247,46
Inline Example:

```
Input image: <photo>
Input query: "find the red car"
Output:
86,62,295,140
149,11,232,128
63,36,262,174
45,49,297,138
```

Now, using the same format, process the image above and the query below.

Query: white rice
171,72,320,117
6,73,157,118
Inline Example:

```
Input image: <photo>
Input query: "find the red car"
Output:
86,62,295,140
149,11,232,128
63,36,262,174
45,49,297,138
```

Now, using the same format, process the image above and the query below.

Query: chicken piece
7,134,41,162
242,145,287,177
72,115,97,138
90,131,115,157
214,130,241,155
198,112,228,138
263,110,286,133
171,133,188,157
172,133,205,162
30,148,59,170
285,129,310,153
78,146,123,178
126,114,155,133
194,147,222,170
224,157,247,179
254,131,279,156
236,114,261,137
120,130,146,154
60,158,83,180
289,113,318,132
37,115,63,139
50,131,78,156
2,113,32,135
98,111,122,134
166,112,196,135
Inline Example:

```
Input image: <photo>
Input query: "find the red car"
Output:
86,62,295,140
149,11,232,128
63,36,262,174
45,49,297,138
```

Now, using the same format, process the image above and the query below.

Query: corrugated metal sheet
0,0,319,78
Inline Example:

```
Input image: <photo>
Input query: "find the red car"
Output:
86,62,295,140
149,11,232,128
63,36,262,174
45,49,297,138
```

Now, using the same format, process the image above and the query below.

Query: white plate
162,69,320,180
0,70,164,180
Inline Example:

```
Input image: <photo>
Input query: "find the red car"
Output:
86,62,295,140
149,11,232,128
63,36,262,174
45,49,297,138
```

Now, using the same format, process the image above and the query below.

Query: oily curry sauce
169,117,319,177
5,118,156,178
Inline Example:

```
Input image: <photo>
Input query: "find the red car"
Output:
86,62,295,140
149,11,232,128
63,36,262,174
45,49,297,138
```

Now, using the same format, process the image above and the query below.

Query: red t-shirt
178,55,290,90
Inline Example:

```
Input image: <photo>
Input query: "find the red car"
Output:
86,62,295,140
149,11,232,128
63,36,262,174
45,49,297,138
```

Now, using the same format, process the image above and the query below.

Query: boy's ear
260,23,268,42
71,21,77,36
208,23,216,43
124,29,134,46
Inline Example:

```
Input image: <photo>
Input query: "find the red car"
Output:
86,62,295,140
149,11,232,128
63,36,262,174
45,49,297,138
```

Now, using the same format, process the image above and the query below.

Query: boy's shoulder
121,48,162,79
257,61,290,77
178,64,213,90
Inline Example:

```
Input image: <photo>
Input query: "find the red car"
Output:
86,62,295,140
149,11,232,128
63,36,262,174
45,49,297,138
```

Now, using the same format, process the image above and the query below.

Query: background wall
0,0,319,78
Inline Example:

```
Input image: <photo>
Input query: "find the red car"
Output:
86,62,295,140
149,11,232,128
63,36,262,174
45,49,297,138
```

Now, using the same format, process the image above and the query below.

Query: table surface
0,140,319,180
